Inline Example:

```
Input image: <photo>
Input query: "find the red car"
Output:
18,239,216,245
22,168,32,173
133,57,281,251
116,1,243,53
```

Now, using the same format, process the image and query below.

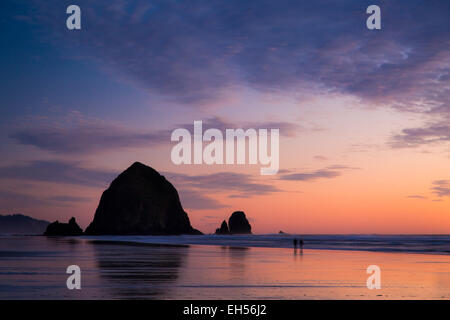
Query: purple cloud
9,114,169,154
0,190,91,210
278,165,357,181
431,180,450,197
407,195,427,199
279,169,341,181
178,189,228,210
31,0,449,114
165,171,281,198
10,114,301,154
390,122,450,148
0,160,116,187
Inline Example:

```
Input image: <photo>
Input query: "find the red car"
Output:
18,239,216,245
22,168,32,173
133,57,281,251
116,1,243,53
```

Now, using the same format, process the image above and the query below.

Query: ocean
1,235,450,299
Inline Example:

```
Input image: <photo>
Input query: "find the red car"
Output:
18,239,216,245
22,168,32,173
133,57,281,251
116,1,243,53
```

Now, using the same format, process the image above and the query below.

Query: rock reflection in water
220,246,249,277
90,241,189,299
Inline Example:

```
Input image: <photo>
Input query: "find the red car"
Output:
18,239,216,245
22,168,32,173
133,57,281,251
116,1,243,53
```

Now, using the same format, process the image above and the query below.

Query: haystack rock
85,162,202,235
215,220,229,235
228,211,252,234
44,217,83,236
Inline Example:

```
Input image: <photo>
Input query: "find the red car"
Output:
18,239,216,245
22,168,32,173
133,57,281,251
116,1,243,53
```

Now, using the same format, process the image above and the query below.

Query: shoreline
2,233,450,255
74,234,450,256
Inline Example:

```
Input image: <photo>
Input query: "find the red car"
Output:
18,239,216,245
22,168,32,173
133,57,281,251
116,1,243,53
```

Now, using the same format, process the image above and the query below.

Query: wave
81,234,450,255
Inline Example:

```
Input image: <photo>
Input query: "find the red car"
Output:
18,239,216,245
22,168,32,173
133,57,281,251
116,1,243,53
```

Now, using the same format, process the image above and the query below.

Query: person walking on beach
299,239,304,249
293,238,298,250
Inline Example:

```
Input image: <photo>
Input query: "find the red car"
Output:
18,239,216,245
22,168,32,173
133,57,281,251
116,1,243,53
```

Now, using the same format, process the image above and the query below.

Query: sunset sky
0,0,449,234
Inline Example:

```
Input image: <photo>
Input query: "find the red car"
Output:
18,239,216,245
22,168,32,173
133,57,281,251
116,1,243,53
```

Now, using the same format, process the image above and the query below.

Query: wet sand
0,236,449,299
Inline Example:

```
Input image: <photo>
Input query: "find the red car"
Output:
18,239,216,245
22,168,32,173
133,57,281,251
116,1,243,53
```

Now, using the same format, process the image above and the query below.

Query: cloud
407,195,427,199
277,165,356,181
0,160,116,187
165,171,281,199
0,190,90,210
279,169,341,181
9,112,169,154
390,122,450,148
0,190,48,208
177,116,301,137
10,114,301,154
46,195,91,203
431,180,450,197
228,194,251,199
325,165,360,170
33,0,449,113
178,189,228,210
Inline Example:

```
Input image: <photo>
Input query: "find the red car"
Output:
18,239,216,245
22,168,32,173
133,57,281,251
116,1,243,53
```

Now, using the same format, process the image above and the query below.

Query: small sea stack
214,211,252,235
44,217,83,236
215,220,229,235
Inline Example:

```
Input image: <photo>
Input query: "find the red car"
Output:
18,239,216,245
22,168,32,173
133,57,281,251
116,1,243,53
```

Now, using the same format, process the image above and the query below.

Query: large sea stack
85,162,202,235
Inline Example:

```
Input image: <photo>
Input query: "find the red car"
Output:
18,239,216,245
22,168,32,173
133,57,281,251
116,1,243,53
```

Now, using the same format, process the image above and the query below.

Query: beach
1,235,449,299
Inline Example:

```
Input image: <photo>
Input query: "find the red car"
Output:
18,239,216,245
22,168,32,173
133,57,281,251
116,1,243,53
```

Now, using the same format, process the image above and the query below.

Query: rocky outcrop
85,162,202,235
44,217,83,236
215,220,229,234
214,211,252,235
228,211,252,234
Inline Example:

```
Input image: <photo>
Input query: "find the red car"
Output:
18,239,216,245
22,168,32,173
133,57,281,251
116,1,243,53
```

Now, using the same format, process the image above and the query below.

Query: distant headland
0,214,49,235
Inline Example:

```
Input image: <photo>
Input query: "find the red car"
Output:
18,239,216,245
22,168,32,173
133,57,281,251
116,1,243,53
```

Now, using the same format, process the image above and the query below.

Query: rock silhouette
215,220,229,234
214,211,252,235
228,211,252,234
44,217,83,236
85,162,202,235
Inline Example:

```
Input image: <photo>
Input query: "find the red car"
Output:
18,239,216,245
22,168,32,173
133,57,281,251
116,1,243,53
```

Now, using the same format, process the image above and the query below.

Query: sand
1,236,449,299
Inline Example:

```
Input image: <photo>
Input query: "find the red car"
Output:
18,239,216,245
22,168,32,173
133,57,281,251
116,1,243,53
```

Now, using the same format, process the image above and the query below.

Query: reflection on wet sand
294,248,303,258
220,246,249,276
90,241,189,299
1,237,450,299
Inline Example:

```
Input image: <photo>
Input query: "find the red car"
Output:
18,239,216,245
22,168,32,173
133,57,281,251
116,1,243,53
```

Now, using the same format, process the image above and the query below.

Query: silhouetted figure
293,238,298,249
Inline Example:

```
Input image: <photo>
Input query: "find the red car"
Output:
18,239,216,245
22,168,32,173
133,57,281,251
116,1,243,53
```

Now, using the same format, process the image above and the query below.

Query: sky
0,0,449,234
